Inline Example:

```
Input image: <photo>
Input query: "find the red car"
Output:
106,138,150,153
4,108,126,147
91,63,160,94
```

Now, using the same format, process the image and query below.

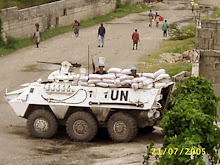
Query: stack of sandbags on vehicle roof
153,69,171,89
131,77,153,90
78,75,89,86
87,74,102,87
71,75,80,86
100,74,120,88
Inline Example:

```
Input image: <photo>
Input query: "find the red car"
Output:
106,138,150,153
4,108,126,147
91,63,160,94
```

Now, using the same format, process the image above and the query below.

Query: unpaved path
0,0,217,164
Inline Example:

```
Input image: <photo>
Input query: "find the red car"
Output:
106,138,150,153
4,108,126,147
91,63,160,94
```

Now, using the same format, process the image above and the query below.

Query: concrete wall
196,20,220,98
1,0,146,38
0,0,116,38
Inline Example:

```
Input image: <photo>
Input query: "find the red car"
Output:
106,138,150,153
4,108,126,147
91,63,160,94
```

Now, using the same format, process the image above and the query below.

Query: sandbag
108,68,122,73
88,84,96,87
108,84,119,88
154,82,166,89
72,75,80,81
89,74,102,79
102,79,115,84
132,77,147,83
115,78,121,85
96,82,108,87
131,83,139,89
101,74,116,79
121,69,131,75
72,80,78,86
120,75,134,81
138,83,144,89
78,81,88,86
155,74,170,81
142,73,154,79
79,76,89,82
88,79,101,84
143,79,154,86
143,83,153,89
121,79,132,85
154,69,165,78
156,79,170,84
116,73,125,78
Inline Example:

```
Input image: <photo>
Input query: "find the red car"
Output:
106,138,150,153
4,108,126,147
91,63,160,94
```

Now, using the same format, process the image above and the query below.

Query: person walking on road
155,12,160,28
148,10,154,27
73,20,80,37
162,20,168,37
132,29,139,50
34,25,40,48
98,23,106,47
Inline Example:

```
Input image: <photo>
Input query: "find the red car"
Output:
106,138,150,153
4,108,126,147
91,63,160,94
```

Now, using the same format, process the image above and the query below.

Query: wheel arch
24,104,54,118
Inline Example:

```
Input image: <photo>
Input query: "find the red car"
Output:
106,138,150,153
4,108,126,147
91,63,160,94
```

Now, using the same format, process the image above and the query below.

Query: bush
158,76,220,164
116,0,122,8
169,23,196,40
0,17,4,47
5,36,16,49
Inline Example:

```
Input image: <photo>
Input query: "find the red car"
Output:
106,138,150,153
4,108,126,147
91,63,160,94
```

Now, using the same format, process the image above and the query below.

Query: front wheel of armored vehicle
66,111,98,142
27,109,58,138
107,112,138,142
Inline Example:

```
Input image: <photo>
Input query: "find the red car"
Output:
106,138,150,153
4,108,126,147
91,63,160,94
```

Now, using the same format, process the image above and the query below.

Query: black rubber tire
66,111,98,142
27,109,58,138
107,112,138,142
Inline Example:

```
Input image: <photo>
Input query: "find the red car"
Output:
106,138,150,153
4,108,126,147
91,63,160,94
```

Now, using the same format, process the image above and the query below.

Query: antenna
88,45,90,76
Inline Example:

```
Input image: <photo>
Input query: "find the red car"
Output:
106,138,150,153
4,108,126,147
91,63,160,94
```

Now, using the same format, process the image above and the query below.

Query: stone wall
0,0,116,38
195,20,220,97
1,0,146,38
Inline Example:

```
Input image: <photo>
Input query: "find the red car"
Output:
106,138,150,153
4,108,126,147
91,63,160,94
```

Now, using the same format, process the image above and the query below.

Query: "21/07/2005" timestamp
151,148,206,155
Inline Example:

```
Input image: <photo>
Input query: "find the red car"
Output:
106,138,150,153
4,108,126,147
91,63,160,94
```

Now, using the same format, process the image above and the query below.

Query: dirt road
0,0,217,164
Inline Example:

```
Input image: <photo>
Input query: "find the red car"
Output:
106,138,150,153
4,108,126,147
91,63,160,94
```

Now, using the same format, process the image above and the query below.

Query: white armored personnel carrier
4,61,174,142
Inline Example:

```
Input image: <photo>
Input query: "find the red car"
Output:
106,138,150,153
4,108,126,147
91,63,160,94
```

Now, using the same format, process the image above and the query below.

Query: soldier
129,66,139,78
95,62,107,75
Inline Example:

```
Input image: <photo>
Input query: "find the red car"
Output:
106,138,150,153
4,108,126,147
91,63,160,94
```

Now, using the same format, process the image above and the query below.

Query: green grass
0,0,60,9
211,8,220,18
0,3,151,56
138,37,195,77
201,8,220,19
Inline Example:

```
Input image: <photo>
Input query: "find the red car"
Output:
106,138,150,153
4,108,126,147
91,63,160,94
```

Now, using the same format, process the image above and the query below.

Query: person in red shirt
132,29,139,50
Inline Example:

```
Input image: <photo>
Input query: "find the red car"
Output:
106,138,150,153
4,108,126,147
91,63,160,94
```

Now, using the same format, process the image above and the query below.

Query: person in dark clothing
98,23,106,47
129,66,139,78
73,20,80,37
95,62,107,75
162,20,168,37
132,29,140,50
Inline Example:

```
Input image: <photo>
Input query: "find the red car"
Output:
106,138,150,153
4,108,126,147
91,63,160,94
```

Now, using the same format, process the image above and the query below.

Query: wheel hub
113,121,127,136
34,118,49,133
73,120,88,135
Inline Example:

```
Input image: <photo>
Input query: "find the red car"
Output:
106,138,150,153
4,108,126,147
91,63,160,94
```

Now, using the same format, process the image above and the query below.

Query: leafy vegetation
168,23,196,40
144,76,220,165
0,2,151,56
138,37,195,76
139,23,196,76
0,0,60,9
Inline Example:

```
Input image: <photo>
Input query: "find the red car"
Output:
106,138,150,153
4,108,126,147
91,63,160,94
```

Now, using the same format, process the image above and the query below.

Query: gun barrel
37,61,61,65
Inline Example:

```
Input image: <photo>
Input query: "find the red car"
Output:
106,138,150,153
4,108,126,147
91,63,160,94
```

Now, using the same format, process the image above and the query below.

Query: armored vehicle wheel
66,111,98,142
107,112,138,142
27,109,58,138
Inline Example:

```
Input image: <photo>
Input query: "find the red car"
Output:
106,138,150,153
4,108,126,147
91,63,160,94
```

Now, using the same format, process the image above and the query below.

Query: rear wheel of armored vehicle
107,112,138,142
27,109,58,138
66,111,98,142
